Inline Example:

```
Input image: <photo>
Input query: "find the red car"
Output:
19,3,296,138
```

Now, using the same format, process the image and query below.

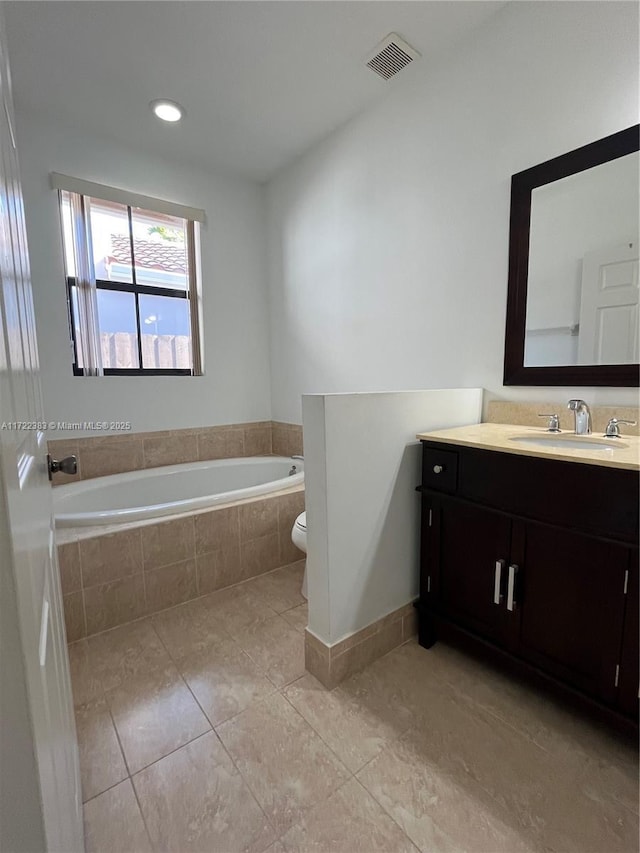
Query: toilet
291,511,308,599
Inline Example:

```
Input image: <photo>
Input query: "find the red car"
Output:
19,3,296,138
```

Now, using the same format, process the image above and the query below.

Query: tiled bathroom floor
69,560,639,853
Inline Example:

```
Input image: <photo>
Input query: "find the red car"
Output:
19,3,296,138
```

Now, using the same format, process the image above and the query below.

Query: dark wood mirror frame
503,125,640,387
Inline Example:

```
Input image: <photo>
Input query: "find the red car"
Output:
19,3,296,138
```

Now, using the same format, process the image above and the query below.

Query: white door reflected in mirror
524,151,639,367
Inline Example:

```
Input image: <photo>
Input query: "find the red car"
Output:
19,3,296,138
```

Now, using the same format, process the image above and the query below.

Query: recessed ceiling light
150,99,184,122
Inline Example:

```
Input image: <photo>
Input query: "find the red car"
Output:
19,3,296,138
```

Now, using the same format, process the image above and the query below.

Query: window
57,179,203,376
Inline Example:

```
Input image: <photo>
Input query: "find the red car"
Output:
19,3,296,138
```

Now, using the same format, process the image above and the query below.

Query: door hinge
428,509,432,527
614,664,620,688
623,570,629,595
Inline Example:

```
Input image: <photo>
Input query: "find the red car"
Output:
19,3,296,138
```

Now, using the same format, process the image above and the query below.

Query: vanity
416,421,639,733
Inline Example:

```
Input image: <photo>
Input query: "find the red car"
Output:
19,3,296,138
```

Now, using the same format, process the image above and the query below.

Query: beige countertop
416,422,640,471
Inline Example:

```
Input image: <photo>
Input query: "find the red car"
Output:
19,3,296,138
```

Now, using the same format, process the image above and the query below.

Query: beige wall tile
272,422,303,457
231,420,272,430
197,427,245,460
486,400,640,435
80,528,143,588
77,433,142,450
276,488,305,526
239,497,279,541
144,559,197,614
280,535,306,568
194,506,240,555
83,780,152,853
196,546,242,595
52,421,304,484
240,533,281,579
324,602,412,659
304,636,333,689
243,424,272,456
64,591,86,643
140,516,195,571
271,423,289,457
403,608,419,641
330,622,380,658
277,489,305,564
143,434,198,468
304,607,409,689
330,619,404,685
81,438,144,480
58,541,81,594
84,575,146,636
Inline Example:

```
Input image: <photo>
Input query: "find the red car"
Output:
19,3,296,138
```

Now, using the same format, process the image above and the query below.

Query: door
512,519,627,705
577,242,639,364
429,496,512,646
0,12,83,852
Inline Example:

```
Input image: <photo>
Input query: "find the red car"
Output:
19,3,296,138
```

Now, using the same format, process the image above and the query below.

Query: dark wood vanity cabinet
418,441,639,731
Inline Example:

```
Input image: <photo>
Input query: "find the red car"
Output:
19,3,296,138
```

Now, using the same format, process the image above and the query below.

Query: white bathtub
54,456,304,528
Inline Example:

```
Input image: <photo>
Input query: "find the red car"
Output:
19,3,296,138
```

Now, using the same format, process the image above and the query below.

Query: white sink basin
510,434,626,451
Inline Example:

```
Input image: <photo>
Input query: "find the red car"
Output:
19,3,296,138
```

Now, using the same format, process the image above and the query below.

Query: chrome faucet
567,399,592,435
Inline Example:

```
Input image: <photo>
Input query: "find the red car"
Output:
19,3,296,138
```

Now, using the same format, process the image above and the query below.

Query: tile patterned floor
70,560,639,853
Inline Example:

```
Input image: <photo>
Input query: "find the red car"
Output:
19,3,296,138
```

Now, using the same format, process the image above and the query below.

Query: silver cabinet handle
433,464,444,474
494,560,505,604
507,563,518,611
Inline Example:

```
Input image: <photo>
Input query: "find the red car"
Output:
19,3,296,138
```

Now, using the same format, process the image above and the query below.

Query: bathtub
54,456,304,528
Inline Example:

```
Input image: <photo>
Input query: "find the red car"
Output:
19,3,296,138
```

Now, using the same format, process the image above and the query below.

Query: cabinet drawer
422,447,458,493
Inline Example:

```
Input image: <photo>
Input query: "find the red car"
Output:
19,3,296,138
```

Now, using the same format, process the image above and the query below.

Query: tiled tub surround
59,486,305,640
48,420,303,485
486,400,640,435
305,603,419,689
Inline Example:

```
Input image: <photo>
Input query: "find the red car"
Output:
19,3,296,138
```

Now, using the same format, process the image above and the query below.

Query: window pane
96,289,140,368
69,284,82,366
139,293,191,369
131,208,188,290
88,198,133,283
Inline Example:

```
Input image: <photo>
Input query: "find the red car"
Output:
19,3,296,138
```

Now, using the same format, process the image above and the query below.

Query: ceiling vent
366,33,420,80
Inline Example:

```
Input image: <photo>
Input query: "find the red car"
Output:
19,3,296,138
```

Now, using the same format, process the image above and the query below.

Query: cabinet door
512,520,627,704
618,550,639,717
429,497,511,646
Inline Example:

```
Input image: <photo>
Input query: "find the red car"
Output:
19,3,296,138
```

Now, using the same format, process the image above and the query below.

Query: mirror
504,125,640,386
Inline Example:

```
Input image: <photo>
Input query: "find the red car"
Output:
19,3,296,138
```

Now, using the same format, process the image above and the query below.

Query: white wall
303,389,482,645
266,1,640,425
16,110,272,435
